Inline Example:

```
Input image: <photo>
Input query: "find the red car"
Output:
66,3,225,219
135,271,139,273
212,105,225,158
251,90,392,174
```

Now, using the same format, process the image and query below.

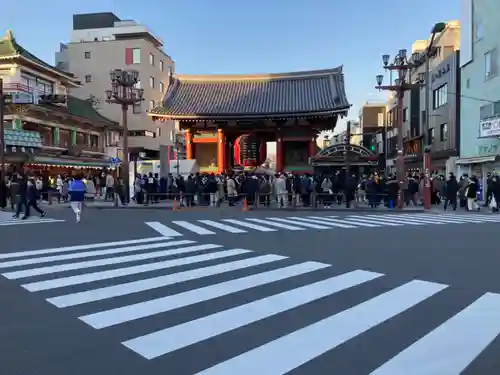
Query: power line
448,91,497,104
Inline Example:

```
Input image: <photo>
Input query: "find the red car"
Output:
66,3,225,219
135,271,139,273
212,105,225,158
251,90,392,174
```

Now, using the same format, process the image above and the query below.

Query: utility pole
345,120,351,208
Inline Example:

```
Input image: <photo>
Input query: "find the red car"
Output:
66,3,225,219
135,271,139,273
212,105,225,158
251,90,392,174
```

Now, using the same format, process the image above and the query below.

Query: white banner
479,118,500,137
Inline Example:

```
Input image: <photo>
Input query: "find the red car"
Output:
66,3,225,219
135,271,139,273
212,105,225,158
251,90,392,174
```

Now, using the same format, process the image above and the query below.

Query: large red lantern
234,134,266,168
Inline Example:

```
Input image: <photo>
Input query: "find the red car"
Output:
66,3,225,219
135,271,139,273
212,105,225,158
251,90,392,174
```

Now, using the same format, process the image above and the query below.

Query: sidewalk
0,211,13,222
43,200,428,212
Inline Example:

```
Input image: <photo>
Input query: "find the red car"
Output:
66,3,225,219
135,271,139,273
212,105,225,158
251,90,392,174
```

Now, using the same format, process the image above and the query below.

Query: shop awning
31,156,109,168
456,155,498,165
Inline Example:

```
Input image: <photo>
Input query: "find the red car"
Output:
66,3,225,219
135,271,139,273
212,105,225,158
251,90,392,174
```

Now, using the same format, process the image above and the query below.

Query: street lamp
106,69,144,203
375,51,422,209
423,22,447,168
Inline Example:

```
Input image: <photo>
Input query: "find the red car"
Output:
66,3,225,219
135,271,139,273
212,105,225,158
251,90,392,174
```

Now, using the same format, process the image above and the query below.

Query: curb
86,206,427,213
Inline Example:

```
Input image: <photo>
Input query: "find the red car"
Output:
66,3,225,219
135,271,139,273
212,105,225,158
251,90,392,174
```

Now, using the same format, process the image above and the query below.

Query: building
424,51,461,172
55,12,177,161
385,21,460,173
457,0,500,189
149,67,350,173
374,96,398,173
358,102,385,149
0,30,120,175
328,121,361,146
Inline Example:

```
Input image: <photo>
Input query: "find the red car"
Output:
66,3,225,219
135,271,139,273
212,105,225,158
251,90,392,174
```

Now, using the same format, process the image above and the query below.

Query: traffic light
370,145,375,151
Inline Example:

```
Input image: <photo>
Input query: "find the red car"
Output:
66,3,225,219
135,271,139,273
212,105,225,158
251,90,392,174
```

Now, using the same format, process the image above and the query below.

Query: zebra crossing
146,213,500,237
1,236,500,373
0,211,63,227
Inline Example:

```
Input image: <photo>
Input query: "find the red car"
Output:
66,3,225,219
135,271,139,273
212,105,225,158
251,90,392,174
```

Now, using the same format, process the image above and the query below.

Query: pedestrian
26,177,46,218
69,174,86,223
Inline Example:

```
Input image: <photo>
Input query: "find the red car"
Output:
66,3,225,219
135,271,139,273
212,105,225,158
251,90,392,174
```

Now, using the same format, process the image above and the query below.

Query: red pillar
185,129,193,160
276,134,284,172
217,128,226,174
309,136,317,158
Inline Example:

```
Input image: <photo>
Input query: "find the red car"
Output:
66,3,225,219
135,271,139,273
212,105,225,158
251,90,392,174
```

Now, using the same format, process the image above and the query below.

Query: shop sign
404,139,421,157
108,157,121,167
477,143,499,156
5,145,35,154
479,117,500,137
4,91,34,104
431,63,450,83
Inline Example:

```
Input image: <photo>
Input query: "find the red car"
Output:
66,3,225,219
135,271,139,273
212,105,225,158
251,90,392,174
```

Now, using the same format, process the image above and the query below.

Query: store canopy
31,156,109,168
455,155,498,165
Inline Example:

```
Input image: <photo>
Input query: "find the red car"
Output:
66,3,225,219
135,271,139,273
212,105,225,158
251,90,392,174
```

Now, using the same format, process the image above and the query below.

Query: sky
2,0,460,139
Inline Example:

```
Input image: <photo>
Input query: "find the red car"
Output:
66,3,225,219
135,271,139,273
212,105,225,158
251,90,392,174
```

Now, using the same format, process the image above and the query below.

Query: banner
479,118,500,137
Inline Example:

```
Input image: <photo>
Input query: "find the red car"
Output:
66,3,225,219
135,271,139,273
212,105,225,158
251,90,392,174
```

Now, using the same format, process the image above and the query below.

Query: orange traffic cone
242,198,248,212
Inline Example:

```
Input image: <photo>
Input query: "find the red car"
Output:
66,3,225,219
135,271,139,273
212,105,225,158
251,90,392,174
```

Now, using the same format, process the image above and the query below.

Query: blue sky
3,0,459,134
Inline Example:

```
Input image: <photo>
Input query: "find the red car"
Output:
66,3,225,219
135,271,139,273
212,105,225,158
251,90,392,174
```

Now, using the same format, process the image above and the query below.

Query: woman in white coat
226,176,237,206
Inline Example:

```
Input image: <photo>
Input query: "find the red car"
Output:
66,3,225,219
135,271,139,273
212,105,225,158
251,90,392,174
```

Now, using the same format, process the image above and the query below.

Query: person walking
69,174,86,223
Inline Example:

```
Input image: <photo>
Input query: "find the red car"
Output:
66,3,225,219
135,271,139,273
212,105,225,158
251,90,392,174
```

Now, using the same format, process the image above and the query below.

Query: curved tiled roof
150,67,350,120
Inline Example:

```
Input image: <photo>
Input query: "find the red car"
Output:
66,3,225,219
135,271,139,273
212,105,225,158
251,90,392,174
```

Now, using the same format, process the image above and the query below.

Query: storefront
4,129,43,173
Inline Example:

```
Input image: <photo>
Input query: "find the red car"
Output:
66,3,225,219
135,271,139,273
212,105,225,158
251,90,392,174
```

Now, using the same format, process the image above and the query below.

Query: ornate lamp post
375,49,423,209
376,23,447,210
106,69,144,203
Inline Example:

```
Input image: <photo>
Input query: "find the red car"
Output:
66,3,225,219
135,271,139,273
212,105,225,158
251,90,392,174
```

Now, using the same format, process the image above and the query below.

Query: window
149,53,155,66
159,60,164,72
149,100,155,110
84,51,91,59
485,48,498,79
421,110,426,125
157,127,162,137
149,76,155,88
134,80,141,89
132,48,141,64
432,83,448,109
474,17,484,41
168,65,172,76
20,72,54,94
159,81,164,92
133,102,142,114
440,123,448,141
466,78,470,88
494,101,500,116
480,104,493,119
85,75,92,83
402,108,408,122
427,128,435,144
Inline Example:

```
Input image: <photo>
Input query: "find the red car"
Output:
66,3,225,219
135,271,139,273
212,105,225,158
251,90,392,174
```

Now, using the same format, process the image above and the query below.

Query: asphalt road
1,207,500,374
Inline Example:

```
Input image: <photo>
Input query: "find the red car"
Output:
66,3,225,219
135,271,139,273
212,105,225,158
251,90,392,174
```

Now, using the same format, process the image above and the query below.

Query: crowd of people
131,170,500,212
1,169,499,221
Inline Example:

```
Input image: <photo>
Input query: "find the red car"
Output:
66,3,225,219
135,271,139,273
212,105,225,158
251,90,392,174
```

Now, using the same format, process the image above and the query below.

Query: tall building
55,12,177,159
458,0,500,188
384,21,460,173
358,102,386,149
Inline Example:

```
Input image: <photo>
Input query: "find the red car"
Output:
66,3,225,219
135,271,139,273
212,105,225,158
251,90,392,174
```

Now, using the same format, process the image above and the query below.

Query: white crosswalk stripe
1,237,499,373
0,217,64,226
197,219,248,233
145,213,500,237
223,218,277,232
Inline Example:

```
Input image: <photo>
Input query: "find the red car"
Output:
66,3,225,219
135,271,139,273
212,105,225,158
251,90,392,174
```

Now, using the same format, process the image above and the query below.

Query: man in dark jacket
13,174,29,219
444,173,459,211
